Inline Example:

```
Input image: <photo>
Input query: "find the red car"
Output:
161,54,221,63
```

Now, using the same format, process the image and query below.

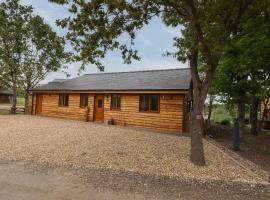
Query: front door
94,94,104,121
35,94,43,115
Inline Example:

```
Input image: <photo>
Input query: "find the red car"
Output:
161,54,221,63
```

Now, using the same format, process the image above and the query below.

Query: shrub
220,119,231,126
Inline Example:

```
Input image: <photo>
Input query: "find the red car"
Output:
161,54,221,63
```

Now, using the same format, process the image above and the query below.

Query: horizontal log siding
104,94,184,133
33,93,94,121
29,92,184,133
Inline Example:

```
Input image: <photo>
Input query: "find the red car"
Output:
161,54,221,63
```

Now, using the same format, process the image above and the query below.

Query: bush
220,119,231,126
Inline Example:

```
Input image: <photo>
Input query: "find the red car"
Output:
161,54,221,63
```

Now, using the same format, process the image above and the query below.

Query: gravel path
0,115,266,183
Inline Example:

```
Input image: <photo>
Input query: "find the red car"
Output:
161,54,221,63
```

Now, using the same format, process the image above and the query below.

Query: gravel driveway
0,115,266,183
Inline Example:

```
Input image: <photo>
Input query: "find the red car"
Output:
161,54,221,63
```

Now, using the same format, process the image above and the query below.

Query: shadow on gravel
1,160,268,200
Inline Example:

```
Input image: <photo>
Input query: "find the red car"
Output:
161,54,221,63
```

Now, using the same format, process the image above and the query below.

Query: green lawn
0,111,10,115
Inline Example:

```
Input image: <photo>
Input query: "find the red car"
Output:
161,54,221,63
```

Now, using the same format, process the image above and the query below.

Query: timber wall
28,93,184,133
104,94,184,132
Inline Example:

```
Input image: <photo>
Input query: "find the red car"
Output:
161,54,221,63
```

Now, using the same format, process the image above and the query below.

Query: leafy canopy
0,0,67,92
211,0,270,105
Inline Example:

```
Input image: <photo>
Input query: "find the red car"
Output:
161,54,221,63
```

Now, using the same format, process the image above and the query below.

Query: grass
212,104,233,124
17,97,25,106
0,96,25,115
0,111,10,115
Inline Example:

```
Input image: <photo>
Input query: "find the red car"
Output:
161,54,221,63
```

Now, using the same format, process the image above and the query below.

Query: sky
18,0,188,83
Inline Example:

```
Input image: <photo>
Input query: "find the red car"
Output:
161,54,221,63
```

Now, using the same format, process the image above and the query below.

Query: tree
18,15,67,111
49,0,261,165
0,0,31,112
211,1,270,136
0,0,66,112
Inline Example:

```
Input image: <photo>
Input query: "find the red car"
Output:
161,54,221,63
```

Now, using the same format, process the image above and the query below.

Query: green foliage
0,0,68,98
212,105,233,124
48,0,253,72
210,0,270,106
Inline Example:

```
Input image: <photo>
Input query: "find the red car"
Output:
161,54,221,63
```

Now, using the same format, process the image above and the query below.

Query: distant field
17,97,25,106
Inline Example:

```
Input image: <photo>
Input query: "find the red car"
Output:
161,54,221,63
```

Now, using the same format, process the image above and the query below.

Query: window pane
85,96,88,107
80,94,88,107
140,95,149,111
98,99,103,108
117,95,121,109
65,94,69,106
150,95,159,111
111,94,120,109
59,94,62,105
111,94,117,109
59,94,64,106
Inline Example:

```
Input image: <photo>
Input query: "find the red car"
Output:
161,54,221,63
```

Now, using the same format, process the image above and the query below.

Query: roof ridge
83,68,190,76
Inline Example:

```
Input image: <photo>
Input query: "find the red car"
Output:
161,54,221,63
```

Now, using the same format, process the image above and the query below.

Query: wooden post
85,106,90,122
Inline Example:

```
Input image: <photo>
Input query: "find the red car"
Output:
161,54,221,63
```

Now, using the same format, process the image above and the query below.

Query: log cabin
28,68,192,133
0,89,12,103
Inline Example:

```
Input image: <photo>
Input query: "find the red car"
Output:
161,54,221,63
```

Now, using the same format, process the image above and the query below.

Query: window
98,99,103,108
111,94,121,110
59,93,69,107
80,94,88,108
139,94,159,112
184,96,193,113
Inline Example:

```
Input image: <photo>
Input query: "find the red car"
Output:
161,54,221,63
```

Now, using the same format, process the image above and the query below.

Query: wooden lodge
28,68,191,133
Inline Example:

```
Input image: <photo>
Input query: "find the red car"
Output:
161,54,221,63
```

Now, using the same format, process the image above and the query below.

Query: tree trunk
250,96,260,135
207,95,214,123
237,101,245,136
190,91,206,166
24,90,29,114
189,48,206,166
11,74,17,114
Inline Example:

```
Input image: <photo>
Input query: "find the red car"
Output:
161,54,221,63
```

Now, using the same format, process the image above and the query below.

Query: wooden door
35,94,43,115
94,94,104,121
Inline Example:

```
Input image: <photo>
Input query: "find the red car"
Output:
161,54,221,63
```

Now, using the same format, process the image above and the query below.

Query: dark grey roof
31,68,191,91
0,89,13,94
